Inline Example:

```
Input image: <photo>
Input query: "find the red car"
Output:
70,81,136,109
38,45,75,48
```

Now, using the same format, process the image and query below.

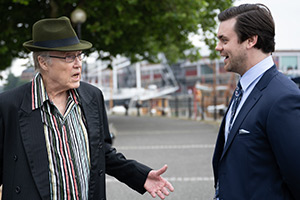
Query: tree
0,0,233,71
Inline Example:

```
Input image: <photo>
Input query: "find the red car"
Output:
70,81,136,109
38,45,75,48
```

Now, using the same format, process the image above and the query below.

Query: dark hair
218,4,275,53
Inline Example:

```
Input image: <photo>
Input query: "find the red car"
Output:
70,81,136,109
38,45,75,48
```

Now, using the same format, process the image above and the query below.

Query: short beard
228,50,247,75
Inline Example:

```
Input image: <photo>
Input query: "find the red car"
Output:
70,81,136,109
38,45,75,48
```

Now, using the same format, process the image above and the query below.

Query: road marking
106,176,214,183
120,130,215,135
116,144,215,150
165,177,214,182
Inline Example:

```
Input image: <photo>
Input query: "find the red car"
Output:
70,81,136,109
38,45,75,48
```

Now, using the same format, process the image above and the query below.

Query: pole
77,23,82,39
213,62,217,121
175,96,179,117
109,70,113,109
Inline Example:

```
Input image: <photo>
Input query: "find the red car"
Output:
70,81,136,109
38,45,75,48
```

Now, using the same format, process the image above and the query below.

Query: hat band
33,36,80,48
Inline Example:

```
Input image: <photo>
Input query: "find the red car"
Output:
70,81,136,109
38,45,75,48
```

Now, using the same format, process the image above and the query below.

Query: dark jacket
213,66,300,200
0,81,151,200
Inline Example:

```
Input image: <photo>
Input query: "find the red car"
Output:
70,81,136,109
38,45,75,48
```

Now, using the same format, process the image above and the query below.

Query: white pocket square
239,129,250,134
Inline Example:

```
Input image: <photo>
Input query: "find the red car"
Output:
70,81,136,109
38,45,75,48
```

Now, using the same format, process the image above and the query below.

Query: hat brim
23,39,92,52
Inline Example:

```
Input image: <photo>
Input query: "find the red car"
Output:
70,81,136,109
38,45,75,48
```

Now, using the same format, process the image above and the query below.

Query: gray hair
32,51,52,71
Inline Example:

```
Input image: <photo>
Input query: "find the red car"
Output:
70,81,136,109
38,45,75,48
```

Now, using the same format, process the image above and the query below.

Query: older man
0,16,173,200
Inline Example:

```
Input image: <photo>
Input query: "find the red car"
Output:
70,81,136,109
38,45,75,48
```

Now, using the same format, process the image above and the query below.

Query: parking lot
106,115,220,200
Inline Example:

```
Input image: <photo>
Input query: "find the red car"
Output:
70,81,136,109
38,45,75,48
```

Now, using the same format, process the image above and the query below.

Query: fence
123,94,227,121
167,94,226,121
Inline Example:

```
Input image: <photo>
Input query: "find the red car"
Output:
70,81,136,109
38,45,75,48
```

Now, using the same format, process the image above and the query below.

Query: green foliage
0,0,233,70
12,0,29,5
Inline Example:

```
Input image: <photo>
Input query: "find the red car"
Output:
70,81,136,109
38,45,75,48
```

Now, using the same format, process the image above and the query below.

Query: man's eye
66,56,74,59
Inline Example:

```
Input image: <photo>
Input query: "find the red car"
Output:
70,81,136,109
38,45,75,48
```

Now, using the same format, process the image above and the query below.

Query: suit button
98,142,103,149
13,155,18,161
15,186,21,194
98,170,104,176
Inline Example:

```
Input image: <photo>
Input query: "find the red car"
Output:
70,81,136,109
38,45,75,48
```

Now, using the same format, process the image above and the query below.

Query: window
280,56,298,72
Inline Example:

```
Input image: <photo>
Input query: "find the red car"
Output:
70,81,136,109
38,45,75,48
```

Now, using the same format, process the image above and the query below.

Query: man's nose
73,58,81,67
215,41,222,51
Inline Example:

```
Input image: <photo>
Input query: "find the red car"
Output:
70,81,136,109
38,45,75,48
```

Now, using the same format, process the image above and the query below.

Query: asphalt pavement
105,115,220,200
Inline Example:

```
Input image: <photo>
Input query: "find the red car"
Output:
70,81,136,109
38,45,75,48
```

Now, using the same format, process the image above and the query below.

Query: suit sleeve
267,93,300,199
98,91,152,194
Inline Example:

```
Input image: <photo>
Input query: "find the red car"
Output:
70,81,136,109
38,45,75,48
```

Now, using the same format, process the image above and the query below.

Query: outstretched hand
144,164,174,199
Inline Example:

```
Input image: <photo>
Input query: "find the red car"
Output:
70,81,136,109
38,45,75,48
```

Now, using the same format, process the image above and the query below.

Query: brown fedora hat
23,16,92,52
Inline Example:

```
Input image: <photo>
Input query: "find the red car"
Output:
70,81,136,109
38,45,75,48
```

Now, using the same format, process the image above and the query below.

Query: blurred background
1,0,299,120
1,0,300,199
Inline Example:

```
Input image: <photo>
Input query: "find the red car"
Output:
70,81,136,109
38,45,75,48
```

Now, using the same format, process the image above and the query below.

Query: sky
2,0,300,84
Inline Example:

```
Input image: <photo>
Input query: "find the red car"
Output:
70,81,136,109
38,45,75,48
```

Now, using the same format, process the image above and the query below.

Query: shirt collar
31,72,81,110
240,55,274,92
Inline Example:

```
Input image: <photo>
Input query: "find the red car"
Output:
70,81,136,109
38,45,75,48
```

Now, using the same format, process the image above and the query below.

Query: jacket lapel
77,83,103,199
220,65,278,161
221,87,262,160
18,85,50,199
17,82,105,199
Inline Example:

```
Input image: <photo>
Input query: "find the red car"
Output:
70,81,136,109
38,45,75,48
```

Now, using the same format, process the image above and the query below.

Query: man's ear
247,35,258,49
38,56,48,71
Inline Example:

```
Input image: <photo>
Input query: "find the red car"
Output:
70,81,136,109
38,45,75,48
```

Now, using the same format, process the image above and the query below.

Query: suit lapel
221,87,262,160
17,82,105,199
220,65,278,161
77,83,103,199
18,85,50,199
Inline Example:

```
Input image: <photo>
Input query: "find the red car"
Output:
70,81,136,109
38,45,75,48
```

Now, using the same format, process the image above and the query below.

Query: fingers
156,186,172,200
150,191,157,198
165,181,174,192
146,164,174,199
161,187,170,196
157,190,166,200
150,183,173,199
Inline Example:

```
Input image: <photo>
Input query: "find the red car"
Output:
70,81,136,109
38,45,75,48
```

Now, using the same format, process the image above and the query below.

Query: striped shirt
32,73,90,200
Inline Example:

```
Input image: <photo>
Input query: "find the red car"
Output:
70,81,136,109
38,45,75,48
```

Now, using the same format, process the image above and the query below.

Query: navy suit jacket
0,81,151,200
213,66,300,200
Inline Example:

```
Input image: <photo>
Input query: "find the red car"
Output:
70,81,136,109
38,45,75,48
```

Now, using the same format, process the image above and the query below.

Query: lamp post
71,8,87,39
71,8,87,80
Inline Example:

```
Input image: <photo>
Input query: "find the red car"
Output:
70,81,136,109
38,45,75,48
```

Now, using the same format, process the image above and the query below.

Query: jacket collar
76,82,104,199
18,81,98,199
19,82,51,199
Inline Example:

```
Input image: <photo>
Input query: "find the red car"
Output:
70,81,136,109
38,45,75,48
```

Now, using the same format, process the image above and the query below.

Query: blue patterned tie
229,81,243,131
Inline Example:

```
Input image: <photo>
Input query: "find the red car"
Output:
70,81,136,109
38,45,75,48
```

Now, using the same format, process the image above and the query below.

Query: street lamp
71,8,87,39
71,8,87,80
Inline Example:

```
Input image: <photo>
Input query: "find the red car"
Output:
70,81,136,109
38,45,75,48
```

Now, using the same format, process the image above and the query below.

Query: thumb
156,164,168,176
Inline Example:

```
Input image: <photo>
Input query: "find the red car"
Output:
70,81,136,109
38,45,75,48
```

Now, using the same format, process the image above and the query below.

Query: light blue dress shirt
224,55,274,144
217,55,274,200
